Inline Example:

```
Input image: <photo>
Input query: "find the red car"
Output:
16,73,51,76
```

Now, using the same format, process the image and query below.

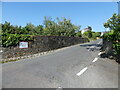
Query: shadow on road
80,43,102,51
80,44,102,47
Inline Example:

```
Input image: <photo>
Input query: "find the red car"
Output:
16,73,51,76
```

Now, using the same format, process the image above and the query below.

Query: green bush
2,33,33,47
103,13,120,61
103,30,114,41
1,17,81,47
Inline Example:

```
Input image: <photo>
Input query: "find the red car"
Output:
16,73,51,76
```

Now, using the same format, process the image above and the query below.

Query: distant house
81,28,91,34
101,31,107,36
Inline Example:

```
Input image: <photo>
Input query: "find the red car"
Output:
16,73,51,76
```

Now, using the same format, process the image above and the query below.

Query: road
2,39,118,88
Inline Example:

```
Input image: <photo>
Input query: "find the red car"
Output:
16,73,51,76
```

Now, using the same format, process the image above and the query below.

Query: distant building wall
81,28,90,34
2,36,89,59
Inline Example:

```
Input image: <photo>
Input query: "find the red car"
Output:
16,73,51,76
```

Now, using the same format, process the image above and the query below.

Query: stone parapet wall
2,36,89,59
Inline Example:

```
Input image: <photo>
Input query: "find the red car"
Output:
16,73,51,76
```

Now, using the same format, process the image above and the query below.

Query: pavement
2,39,118,88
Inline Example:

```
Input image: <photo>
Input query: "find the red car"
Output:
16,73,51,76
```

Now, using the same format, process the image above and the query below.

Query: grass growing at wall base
0,59,20,64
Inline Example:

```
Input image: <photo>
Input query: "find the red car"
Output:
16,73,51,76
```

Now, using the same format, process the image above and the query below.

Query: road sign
19,42,28,48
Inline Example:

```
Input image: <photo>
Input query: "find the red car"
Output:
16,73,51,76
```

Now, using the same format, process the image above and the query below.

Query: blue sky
2,2,118,32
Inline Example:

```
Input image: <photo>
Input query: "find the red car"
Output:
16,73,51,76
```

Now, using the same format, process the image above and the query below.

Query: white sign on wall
19,42,28,48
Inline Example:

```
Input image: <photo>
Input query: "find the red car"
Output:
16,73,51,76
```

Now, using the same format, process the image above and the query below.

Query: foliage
75,31,82,37
102,30,114,41
104,13,120,30
82,29,101,40
92,32,101,40
2,33,33,47
43,17,80,36
87,26,92,31
1,17,102,47
1,17,81,47
103,13,120,55
83,31,90,38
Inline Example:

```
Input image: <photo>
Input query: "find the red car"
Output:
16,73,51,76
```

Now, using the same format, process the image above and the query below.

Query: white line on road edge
56,86,62,90
0,50,3,53
76,67,88,76
58,86,62,88
92,58,98,62
98,52,102,56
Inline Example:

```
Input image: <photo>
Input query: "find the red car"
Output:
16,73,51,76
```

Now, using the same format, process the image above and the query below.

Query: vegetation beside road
103,13,120,62
1,17,101,47
82,26,101,41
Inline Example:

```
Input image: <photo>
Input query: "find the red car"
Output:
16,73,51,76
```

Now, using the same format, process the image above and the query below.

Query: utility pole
117,1,120,14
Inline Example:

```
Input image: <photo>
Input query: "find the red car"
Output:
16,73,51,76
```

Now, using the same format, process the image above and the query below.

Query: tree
104,13,120,44
76,31,82,37
2,21,11,33
1,16,81,47
43,17,80,36
43,16,58,35
103,13,120,62
57,17,80,36
23,23,36,35
88,26,92,31
104,13,120,30
92,32,101,39
36,25,44,35
83,30,92,38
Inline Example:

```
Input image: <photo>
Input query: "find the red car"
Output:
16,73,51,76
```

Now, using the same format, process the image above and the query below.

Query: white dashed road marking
77,41,101,77
0,50,3,53
92,58,98,63
98,52,102,56
76,67,88,76
56,86,62,90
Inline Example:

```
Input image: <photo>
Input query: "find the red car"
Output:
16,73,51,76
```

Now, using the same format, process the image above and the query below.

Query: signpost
19,42,28,49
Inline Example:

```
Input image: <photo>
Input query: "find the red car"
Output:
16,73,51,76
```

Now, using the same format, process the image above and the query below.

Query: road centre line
76,67,88,76
0,50,3,53
76,57,99,76
98,52,102,56
77,41,101,76
56,86,62,90
92,58,98,62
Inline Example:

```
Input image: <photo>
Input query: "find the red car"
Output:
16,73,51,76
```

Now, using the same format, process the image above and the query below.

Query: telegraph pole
117,1,120,14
